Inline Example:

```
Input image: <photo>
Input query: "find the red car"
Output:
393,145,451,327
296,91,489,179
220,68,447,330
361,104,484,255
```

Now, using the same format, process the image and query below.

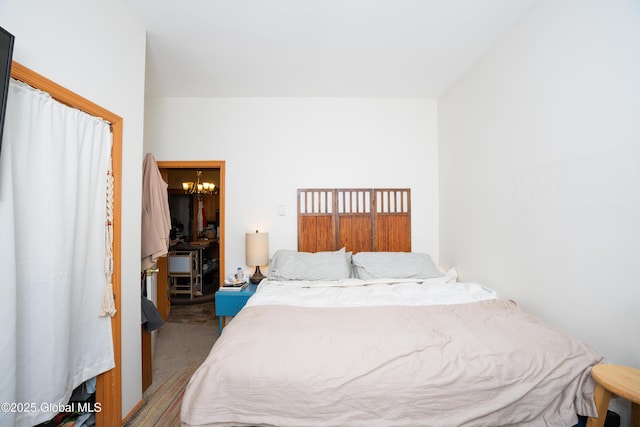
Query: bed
180,189,605,427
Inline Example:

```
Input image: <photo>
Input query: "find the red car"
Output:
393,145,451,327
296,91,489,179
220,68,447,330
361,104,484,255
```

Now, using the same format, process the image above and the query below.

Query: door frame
11,62,123,426
156,160,226,319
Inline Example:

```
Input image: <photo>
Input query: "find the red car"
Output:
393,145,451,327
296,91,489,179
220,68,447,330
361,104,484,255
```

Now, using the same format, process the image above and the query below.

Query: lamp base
249,266,265,284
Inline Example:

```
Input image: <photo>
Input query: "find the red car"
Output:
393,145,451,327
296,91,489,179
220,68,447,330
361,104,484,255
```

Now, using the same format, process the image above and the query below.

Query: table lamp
246,230,269,284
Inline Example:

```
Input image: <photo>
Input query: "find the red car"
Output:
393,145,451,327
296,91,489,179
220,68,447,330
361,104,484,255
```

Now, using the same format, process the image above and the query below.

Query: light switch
277,205,286,216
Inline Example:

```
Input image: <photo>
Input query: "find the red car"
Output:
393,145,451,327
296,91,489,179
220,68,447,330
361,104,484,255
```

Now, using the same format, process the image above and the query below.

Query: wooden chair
167,251,200,299
587,364,640,427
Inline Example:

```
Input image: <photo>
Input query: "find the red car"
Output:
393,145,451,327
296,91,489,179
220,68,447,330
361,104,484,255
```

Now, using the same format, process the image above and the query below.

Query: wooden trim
11,63,121,126
122,399,145,424
156,169,171,321
141,327,152,392
10,62,123,426
155,256,170,320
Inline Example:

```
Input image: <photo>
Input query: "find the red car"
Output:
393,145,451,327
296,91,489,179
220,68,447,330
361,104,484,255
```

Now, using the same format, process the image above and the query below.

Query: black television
0,26,15,158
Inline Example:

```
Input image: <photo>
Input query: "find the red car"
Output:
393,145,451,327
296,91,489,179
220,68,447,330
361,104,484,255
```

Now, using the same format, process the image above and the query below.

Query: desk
215,284,257,334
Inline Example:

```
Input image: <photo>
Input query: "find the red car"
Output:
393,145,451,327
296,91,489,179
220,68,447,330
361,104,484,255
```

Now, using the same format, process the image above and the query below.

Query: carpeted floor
168,301,217,326
126,302,219,426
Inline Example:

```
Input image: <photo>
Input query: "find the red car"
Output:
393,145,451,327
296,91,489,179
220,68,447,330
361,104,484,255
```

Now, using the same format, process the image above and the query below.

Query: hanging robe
141,153,171,271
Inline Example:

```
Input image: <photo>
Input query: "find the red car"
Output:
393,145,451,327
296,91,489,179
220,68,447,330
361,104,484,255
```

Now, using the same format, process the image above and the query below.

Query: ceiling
125,0,540,99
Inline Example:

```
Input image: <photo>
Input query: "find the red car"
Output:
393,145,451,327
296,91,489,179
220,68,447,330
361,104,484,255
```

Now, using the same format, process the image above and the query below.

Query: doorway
156,161,225,319
140,160,225,394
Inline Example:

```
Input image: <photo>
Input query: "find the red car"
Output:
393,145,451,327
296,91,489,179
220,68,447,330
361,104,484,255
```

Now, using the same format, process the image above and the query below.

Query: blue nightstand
215,283,257,334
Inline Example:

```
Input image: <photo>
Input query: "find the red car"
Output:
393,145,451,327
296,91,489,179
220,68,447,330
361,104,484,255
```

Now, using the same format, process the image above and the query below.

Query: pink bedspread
181,299,604,427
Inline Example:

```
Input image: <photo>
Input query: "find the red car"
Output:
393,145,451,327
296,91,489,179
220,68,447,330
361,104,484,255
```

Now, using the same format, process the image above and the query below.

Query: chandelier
182,170,216,196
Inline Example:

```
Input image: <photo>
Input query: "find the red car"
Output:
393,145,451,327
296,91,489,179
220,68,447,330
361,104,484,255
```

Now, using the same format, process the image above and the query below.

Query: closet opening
10,62,123,427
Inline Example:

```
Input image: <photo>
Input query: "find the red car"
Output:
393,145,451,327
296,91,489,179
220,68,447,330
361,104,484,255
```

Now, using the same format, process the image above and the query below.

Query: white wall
439,0,639,371
144,97,439,276
1,0,147,418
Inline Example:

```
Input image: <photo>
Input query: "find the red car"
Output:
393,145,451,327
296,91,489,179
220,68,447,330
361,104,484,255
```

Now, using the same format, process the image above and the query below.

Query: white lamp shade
246,231,269,267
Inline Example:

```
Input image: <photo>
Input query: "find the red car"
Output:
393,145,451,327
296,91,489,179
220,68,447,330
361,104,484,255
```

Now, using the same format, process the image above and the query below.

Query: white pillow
269,248,352,281
352,252,443,280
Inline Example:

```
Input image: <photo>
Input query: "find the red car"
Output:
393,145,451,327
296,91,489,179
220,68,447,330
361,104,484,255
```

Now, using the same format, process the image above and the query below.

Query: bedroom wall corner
438,0,640,378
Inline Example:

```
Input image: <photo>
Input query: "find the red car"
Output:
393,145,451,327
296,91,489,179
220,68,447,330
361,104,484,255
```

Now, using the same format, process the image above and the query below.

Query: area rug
124,358,204,427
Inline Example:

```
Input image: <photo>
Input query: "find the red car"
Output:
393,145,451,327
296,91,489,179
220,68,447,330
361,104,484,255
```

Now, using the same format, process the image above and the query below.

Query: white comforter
246,276,497,308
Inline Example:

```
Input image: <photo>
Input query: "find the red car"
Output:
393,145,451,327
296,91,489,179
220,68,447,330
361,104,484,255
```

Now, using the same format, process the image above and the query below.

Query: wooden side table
587,364,640,427
215,283,257,334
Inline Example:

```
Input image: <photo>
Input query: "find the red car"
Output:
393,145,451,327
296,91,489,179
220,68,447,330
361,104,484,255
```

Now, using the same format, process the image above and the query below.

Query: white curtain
0,80,115,427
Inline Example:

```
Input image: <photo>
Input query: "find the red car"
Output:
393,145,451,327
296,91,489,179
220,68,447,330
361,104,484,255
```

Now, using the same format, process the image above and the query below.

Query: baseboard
122,399,145,424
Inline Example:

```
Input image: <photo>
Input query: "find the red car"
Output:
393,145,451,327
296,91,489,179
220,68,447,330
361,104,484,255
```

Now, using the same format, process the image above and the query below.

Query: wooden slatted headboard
297,188,411,254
